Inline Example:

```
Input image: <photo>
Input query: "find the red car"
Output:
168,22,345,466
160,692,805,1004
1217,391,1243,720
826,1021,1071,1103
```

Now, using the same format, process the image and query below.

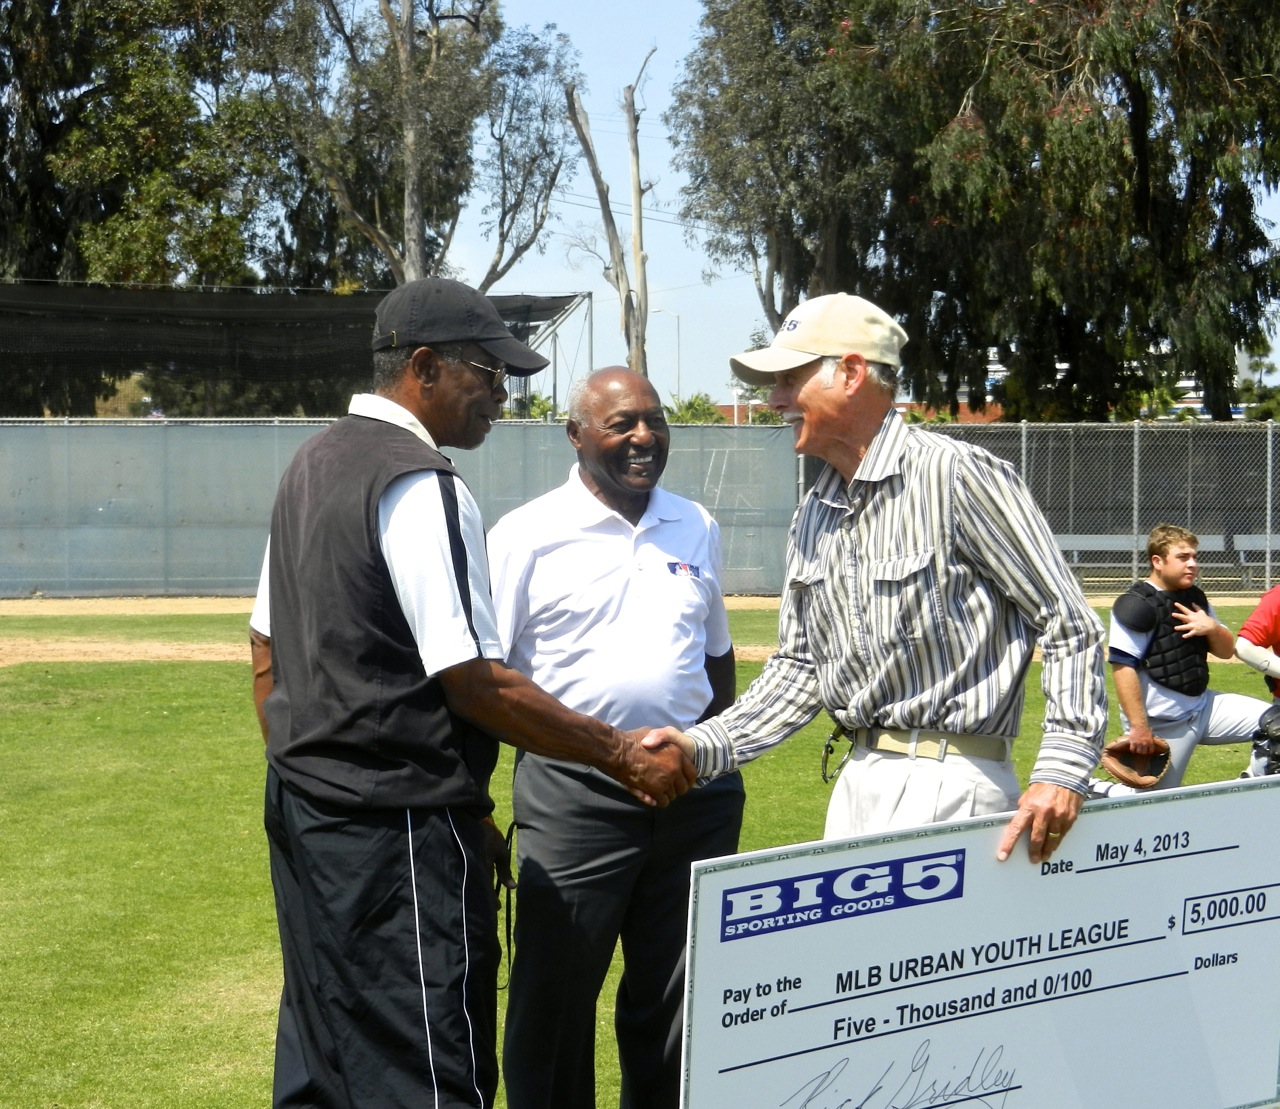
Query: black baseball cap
371,278,549,374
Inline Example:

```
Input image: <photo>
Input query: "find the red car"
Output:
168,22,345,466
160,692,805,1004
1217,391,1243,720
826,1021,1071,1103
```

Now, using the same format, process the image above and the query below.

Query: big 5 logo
718,849,964,941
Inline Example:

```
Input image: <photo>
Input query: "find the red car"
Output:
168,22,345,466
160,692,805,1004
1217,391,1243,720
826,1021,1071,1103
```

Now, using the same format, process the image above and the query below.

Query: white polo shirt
250,393,504,678
487,466,732,732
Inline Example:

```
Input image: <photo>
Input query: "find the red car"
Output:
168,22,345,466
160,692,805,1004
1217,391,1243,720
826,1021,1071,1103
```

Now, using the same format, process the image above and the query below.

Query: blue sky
448,0,1280,407
448,0,760,407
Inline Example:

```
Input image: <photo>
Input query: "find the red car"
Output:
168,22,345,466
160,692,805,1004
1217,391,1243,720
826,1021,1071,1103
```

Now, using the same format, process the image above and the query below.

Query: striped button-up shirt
688,408,1107,793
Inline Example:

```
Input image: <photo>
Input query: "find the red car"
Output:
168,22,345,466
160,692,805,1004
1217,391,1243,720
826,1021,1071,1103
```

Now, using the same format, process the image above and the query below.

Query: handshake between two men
637,723,1086,866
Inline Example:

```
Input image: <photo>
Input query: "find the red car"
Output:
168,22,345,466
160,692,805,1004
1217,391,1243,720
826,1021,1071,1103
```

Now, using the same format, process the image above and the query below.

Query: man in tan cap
647,292,1108,863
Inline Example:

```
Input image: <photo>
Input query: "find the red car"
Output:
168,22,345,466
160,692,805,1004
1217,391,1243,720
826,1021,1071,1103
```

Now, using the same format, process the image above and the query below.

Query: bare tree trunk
564,49,655,377
257,0,494,288
323,169,407,284
623,69,649,376
381,0,428,281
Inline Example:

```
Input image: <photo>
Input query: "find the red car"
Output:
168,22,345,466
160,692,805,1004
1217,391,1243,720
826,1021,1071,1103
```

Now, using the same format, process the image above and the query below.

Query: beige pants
823,746,1020,840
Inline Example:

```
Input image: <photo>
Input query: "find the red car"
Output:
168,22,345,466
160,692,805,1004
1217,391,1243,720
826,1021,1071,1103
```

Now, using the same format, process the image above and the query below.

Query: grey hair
372,344,473,393
565,376,592,424
865,359,898,392
372,348,413,392
566,368,661,425
818,355,896,392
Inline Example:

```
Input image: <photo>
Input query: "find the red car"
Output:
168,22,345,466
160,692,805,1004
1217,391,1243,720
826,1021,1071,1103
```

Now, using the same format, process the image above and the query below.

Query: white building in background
978,346,1254,420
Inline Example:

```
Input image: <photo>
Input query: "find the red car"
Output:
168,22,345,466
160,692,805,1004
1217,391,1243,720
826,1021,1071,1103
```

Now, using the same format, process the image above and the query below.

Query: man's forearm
1206,621,1235,659
686,649,823,778
1111,664,1149,731
1034,610,1107,776
700,647,737,721
1028,733,1100,794
440,657,621,762
1236,635,1280,678
438,656,693,802
250,628,272,743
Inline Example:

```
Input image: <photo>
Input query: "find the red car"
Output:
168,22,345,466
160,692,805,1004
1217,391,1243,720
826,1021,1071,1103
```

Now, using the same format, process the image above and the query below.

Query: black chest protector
1112,581,1210,696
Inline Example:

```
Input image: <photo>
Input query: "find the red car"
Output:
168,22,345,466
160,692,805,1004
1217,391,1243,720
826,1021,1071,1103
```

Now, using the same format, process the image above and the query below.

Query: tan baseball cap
730,293,908,386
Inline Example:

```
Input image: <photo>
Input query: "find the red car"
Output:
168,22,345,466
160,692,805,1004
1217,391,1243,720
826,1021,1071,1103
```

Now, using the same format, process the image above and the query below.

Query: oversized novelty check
683,777,1280,1109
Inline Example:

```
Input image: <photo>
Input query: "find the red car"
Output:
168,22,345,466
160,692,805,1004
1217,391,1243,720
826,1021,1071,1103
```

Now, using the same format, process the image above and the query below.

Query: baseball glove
1100,736,1171,789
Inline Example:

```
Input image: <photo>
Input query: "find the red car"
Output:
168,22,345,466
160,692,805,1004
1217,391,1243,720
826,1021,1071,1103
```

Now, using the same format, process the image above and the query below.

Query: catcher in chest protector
1090,524,1274,798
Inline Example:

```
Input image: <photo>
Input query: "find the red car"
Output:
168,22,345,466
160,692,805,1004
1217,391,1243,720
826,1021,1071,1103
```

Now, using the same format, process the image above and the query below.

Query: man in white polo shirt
488,367,743,1109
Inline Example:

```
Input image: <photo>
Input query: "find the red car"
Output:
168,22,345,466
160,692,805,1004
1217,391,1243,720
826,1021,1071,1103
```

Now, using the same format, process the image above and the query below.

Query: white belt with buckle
856,726,1010,762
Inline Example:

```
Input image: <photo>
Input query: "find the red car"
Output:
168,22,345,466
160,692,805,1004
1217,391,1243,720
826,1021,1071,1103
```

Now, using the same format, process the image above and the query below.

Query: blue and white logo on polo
718,849,965,941
667,562,702,578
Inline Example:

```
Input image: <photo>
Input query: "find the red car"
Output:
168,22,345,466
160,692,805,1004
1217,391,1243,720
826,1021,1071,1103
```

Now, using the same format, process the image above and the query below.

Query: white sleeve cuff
1236,635,1280,678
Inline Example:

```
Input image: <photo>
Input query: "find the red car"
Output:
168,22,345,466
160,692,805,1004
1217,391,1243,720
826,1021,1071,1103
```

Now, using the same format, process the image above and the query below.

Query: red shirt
1238,585,1280,695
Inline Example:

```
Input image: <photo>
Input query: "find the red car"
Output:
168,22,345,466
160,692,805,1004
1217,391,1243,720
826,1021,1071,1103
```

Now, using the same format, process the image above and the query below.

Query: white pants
1146,691,1272,787
823,746,1020,840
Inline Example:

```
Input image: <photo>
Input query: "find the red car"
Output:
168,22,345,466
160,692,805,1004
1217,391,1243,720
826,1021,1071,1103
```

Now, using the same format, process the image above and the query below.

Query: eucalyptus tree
669,0,1280,420
0,0,97,281
471,24,582,291
0,0,274,415
243,1,581,287
566,50,656,376
47,0,272,287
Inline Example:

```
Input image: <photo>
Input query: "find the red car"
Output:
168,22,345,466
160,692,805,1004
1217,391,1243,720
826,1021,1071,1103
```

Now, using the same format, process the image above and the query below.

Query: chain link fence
2,418,1277,597
938,420,1280,595
0,419,797,597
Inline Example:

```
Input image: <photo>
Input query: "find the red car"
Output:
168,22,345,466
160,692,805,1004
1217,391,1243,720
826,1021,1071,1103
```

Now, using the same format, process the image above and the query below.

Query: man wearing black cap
248,279,695,1109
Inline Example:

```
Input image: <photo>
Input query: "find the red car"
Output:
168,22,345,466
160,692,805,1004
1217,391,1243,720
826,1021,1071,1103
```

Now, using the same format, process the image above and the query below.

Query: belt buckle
821,723,854,784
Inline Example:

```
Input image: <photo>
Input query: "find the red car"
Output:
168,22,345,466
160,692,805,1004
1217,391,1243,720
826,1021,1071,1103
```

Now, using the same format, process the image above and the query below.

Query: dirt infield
1,595,783,617
0,637,252,666
0,597,255,616
4,593,1264,670
0,596,253,666
2,593,1260,668
0,595,783,666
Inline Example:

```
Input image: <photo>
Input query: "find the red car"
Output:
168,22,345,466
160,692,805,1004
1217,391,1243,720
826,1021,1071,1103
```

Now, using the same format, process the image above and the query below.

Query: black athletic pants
265,767,500,1108
502,756,744,1109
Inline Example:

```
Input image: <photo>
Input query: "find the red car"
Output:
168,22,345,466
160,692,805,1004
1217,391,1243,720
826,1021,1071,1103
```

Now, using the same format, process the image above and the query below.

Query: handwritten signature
780,1040,1018,1109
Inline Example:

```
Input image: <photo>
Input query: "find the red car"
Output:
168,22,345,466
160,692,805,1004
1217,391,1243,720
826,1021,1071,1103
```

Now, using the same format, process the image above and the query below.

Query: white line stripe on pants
406,810,441,1109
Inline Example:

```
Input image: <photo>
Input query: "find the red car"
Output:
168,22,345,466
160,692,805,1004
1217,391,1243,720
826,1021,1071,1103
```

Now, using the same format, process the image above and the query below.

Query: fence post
162,423,172,591
1020,420,1028,480
1185,423,1192,523
1132,420,1142,581
1269,421,1274,588
61,422,72,590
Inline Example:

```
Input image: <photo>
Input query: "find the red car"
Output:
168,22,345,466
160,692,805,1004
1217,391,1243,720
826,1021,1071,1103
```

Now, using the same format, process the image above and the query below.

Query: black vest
264,414,498,812
1118,580,1210,697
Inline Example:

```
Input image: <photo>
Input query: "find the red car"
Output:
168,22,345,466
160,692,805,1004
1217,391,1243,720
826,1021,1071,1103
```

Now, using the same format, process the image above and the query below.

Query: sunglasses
453,356,508,391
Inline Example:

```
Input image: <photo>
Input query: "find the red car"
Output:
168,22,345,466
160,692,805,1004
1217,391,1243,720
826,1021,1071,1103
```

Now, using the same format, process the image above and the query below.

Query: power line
553,193,711,232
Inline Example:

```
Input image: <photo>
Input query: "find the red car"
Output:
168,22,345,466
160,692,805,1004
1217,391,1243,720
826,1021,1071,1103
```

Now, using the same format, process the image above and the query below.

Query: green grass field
0,605,1267,1107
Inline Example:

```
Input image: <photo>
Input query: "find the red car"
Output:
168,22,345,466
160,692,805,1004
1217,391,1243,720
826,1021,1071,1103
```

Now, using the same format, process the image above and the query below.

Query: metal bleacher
1055,533,1278,594
1232,535,1280,591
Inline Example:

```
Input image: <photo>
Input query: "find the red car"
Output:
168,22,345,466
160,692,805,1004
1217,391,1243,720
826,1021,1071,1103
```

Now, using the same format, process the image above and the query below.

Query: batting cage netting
6,285,1280,598
0,284,580,418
